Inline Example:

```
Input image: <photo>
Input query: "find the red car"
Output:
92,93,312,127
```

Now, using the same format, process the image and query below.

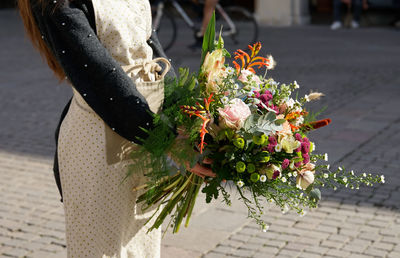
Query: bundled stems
137,172,204,233
185,176,203,228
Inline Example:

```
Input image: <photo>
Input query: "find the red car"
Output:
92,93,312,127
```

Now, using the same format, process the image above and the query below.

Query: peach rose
277,114,291,136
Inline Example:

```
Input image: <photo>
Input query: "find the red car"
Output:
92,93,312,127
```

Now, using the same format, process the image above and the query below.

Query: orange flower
233,42,271,75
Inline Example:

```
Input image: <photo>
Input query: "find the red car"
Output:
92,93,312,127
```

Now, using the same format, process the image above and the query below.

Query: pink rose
238,69,262,84
218,98,251,130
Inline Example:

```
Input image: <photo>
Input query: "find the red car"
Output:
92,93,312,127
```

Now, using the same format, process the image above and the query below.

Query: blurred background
1,0,400,257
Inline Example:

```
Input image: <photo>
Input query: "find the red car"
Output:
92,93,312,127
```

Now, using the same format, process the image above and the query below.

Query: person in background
190,0,218,48
331,0,369,30
198,0,218,38
394,0,400,29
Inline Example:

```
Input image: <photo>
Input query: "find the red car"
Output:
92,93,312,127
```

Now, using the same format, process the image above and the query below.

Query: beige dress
57,0,164,257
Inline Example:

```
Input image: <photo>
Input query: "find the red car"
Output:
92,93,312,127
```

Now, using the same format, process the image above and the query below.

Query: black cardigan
31,0,175,201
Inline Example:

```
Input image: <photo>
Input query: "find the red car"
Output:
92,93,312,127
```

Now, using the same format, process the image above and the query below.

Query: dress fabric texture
57,0,162,257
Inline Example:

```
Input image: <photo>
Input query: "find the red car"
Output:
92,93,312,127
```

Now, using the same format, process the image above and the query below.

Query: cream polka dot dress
57,0,162,257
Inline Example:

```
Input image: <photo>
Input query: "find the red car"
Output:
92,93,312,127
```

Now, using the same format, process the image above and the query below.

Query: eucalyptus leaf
243,114,259,132
265,112,276,122
275,119,286,125
309,188,322,201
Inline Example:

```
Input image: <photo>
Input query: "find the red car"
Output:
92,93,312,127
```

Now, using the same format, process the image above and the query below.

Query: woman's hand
175,128,216,178
186,158,216,178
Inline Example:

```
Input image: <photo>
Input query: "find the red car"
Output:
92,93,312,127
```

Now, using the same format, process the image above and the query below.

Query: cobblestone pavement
1,9,400,258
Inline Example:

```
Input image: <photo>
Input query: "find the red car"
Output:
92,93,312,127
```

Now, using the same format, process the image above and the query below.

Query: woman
19,0,213,257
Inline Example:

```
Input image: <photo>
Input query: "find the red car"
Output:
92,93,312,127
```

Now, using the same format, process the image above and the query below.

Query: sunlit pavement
1,9,400,257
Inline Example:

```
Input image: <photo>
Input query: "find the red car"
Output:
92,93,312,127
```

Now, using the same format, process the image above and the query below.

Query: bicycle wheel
216,6,259,48
153,8,177,51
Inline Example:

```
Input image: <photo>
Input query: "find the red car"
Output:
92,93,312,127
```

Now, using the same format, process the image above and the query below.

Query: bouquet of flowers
128,14,384,234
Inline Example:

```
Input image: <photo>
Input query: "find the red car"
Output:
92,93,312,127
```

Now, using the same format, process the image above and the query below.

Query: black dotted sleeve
31,0,161,144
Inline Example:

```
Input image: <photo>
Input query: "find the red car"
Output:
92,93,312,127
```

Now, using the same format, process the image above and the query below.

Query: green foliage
303,106,327,124
309,188,321,201
200,12,216,66
243,113,283,135
202,178,220,203
128,67,201,193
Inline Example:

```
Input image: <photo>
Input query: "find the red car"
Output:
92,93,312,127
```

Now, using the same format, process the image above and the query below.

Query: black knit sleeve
31,0,164,144
148,31,177,79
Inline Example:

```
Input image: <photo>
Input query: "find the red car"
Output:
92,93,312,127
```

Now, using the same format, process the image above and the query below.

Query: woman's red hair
18,0,66,80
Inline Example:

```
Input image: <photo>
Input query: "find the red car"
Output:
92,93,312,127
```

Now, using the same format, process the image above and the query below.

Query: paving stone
381,236,399,244
252,253,275,258
1,246,30,257
231,248,255,257
263,239,286,249
212,245,235,255
328,234,350,243
277,249,301,258
387,251,400,258
325,248,351,257
161,246,202,258
298,252,324,258
363,247,389,257
371,241,394,251
203,251,231,258
271,219,296,228
275,234,299,242
295,237,321,246
302,231,330,240
26,250,60,258
339,228,361,237
221,239,244,249
323,220,355,230
321,240,344,249
239,227,263,237
256,246,279,256
360,226,381,234
246,237,267,246
39,243,65,253
379,229,399,237
302,246,330,255
343,242,368,254
240,243,262,252
255,231,281,240
163,228,230,254
315,225,338,234
230,233,251,243
366,220,390,228
293,221,318,230
357,232,382,242
21,242,49,252
284,243,306,252
348,253,372,258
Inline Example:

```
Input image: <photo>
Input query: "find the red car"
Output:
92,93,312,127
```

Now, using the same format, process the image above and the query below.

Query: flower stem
185,175,203,228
